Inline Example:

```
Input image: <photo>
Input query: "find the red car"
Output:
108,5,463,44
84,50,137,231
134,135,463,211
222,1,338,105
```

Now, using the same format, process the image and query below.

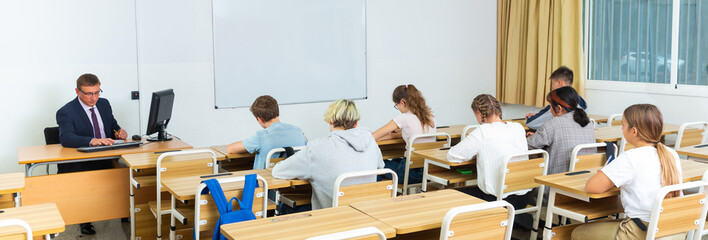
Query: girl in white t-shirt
447,94,531,210
372,84,436,184
571,104,683,240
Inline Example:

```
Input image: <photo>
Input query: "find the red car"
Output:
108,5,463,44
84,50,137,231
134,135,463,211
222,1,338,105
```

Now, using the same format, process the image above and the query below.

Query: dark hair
76,73,101,89
546,86,589,127
471,94,502,123
549,66,574,85
392,84,434,130
250,95,279,122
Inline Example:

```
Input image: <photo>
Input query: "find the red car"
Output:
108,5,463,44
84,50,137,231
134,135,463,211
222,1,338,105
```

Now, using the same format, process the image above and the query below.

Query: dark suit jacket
56,97,122,148
55,97,122,173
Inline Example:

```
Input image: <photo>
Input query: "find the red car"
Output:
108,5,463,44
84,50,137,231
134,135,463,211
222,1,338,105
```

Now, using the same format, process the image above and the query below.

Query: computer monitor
146,89,175,141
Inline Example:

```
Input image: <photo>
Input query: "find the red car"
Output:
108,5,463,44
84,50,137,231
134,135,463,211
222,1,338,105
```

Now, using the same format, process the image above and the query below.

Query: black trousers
456,186,532,211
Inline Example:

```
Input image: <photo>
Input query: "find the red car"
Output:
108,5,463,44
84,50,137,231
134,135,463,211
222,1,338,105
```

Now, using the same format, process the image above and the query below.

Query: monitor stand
147,124,173,141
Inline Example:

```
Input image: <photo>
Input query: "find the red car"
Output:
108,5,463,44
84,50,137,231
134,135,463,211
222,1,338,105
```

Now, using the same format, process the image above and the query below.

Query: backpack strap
202,178,232,214
239,174,259,211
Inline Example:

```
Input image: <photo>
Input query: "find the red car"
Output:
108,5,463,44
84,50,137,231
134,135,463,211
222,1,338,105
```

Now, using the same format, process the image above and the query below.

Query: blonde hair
623,104,680,198
324,99,360,129
471,94,502,123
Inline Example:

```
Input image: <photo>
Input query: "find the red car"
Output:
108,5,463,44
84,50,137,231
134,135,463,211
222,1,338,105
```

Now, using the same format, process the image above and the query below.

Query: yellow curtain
496,0,584,107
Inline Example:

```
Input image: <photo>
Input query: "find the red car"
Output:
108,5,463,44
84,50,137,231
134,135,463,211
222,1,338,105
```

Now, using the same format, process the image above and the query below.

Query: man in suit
55,73,128,235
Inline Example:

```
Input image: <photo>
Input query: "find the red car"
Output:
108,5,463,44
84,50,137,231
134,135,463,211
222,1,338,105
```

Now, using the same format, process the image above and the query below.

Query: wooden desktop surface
535,160,708,199
676,144,708,160
122,147,226,170
349,189,493,234
161,169,290,201
220,206,396,240
0,203,65,237
594,123,682,142
412,148,474,167
0,172,24,195
210,145,255,160
17,138,192,164
376,124,467,146
587,114,609,123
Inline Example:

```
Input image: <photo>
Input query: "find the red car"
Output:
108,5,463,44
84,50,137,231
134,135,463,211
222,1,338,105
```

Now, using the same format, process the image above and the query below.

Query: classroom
1,0,708,239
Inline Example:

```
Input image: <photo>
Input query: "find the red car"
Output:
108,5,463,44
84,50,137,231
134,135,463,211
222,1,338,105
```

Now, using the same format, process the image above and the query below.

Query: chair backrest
403,132,451,195
675,121,708,149
194,175,269,239
497,149,549,197
0,219,33,240
461,125,478,141
439,201,515,240
589,118,597,129
306,227,386,240
43,127,60,145
646,180,708,240
570,143,615,171
264,146,305,169
607,114,622,126
332,169,397,207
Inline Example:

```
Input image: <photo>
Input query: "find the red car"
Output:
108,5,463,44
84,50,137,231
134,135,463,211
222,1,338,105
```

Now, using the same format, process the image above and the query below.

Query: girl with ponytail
447,94,531,210
372,84,436,184
527,86,597,175
572,104,683,240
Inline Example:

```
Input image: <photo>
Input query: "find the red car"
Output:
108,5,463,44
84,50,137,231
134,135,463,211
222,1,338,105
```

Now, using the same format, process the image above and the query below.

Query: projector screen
212,0,367,108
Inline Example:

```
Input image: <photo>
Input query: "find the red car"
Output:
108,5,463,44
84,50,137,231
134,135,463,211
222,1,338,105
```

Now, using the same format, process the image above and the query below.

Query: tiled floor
55,219,129,240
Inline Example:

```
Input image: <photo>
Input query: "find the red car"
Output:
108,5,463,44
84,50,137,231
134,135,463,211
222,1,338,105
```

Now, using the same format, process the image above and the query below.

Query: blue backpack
197,174,259,240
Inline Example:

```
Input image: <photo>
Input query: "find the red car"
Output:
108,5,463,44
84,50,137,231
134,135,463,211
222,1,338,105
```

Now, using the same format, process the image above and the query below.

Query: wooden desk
161,169,290,202
413,148,476,192
676,144,708,161
594,123,683,143
18,138,192,176
377,124,468,160
0,173,24,208
534,159,708,239
220,206,396,240
350,189,490,234
18,138,193,226
587,114,609,123
0,203,64,238
210,145,254,161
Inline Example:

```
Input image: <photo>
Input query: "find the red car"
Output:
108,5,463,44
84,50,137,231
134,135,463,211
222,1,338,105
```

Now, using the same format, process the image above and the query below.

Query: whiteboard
212,0,367,108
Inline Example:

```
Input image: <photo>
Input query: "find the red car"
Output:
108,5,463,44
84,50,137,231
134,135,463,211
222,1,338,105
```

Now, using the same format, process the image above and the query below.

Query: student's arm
585,171,615,193
526,124,552,149
525,106,551,130
227,141,248,154
272,147,311,180
447,130,481,163
372,120,401,141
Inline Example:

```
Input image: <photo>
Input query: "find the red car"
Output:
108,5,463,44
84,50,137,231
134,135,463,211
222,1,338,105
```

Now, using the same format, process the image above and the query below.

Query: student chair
0,219,32,240
496,149,549,240
607,114,622,126
264,146,305,169
306,227,387,240
675,121,708,150
439,200,516,240
332,169,397,207
402,133,452,195
461,124,478,141
43,127,60,145
569,143,617,171
193,175,269,240
646,180,708,240
152,149,219,240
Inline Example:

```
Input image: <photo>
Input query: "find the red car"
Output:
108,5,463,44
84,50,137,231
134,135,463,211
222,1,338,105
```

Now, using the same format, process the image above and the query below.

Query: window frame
583,0,708,98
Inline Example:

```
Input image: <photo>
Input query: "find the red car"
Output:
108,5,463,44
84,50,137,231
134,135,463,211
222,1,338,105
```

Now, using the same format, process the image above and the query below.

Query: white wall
585,89,708,125
0,0,498,174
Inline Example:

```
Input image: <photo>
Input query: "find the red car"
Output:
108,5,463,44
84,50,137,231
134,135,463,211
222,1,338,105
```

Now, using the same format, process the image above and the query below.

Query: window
586,0,708,89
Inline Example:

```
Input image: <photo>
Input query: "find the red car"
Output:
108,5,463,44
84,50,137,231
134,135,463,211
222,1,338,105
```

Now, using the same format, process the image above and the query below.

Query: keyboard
77,141,143,153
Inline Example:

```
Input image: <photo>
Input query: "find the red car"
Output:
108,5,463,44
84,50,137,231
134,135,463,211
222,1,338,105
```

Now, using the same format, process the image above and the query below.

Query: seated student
227,95,307,169
571,104,684,240
527,87,596,175
447,94,531,210
526,66,588,130
372,84,436,184
272,99,384,210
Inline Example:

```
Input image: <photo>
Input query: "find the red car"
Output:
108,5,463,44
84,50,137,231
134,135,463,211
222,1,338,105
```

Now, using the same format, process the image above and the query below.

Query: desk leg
170,196,176,240
25,164,32,177
13,192,20,207
543,188,557,240
130,169,136,240
422,160,429,192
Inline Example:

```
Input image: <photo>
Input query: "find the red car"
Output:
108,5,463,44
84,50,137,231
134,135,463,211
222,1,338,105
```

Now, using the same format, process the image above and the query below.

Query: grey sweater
272,127,384,210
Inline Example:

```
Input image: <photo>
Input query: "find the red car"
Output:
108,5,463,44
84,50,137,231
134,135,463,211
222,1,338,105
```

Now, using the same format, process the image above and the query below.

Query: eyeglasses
79,88,103,97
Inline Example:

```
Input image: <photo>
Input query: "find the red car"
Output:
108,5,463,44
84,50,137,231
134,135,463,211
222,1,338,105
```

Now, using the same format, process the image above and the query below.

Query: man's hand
90,138,115,146
116,129,128,140
526,132,535,137
525,113,535,118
